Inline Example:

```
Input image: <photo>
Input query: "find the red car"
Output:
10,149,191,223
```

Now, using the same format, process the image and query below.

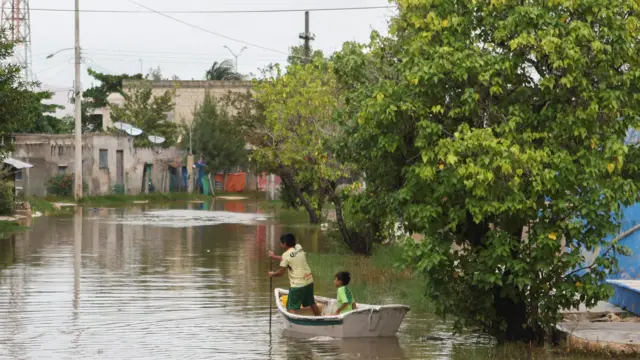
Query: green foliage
23,112,74,134
109,83,177,147
47,174,87,197
332,0,640,344
0,181,14,216
251,58,342,222
81,68,144,132
205,60,243,80
287,45,326,66
0,32,61,146
188,93,247,172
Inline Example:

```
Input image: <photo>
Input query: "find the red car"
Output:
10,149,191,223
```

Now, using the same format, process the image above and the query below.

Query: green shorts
287,283,316,310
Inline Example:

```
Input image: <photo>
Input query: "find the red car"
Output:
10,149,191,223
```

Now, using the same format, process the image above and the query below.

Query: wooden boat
274,288,410,338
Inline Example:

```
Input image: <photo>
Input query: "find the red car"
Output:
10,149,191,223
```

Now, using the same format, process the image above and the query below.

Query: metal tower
1,0,32,81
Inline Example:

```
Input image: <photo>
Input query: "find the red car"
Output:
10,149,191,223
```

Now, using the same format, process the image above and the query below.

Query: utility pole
74,0,83,199
224,46,247,73
299,11,315,64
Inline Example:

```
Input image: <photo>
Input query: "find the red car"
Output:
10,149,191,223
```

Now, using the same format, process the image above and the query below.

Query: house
96,80,253,130
11,133,185,196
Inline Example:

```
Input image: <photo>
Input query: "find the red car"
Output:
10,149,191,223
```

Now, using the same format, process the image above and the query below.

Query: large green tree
189,93,247,174
109,84,177,148
247,56,384,253
333,0,640,343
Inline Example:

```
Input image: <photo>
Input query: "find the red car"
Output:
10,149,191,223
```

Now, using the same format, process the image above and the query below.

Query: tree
332,0,640,344
189,93,247,177
109,84,177,148
287,45,325,65
23,107,74,134
81,68,144,132
205,60,243,80
147,66,163,81
0,32,60,149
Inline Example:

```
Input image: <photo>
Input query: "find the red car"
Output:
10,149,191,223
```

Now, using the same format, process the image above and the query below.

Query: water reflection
1,204,482,359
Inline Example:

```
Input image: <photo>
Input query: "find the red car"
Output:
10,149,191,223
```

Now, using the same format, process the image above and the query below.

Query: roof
3,158,34,169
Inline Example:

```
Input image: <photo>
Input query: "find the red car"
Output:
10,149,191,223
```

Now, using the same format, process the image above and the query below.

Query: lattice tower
1,0,32,81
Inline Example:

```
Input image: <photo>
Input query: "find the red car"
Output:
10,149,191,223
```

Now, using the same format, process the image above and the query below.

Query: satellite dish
148,135,166,144
125,126,143,136
113,121,132,131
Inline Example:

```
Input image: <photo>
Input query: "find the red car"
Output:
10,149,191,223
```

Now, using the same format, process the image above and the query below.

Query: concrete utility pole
224,46,247,73
299,11,315,63
74,0,83,199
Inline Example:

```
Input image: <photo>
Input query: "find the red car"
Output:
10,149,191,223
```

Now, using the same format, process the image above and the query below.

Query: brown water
0,202,585,359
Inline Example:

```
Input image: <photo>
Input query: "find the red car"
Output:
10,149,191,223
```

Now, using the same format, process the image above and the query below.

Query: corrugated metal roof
3,158,34,169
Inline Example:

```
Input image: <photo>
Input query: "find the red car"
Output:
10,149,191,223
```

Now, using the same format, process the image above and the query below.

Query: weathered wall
11,134,186,196
120,80,253,127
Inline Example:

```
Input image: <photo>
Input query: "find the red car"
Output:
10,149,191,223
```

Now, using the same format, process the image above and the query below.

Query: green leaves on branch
332,0,640,343
109,84,177,148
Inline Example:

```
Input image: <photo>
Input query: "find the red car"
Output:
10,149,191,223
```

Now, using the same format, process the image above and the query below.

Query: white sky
26,0,394,116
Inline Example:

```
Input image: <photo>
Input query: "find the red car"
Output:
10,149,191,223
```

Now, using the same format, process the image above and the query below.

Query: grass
307,244,431,312
260,200,313,223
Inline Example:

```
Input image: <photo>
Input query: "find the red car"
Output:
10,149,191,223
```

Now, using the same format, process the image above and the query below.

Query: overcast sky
27,0,395,116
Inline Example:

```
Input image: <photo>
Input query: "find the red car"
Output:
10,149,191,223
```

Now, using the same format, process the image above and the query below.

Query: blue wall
606,202,640,280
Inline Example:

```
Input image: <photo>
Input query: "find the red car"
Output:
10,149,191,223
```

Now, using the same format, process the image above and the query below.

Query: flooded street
0,201,538,359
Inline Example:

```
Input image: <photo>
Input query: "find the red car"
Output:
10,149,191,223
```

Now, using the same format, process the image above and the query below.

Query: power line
30,5,395,15
126,0,290,56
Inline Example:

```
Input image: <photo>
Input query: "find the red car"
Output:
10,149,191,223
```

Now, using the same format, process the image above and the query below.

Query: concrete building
11,133,186,196
99,80,253,130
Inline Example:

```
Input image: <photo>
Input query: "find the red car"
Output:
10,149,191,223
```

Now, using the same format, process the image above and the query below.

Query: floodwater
0,201,580,359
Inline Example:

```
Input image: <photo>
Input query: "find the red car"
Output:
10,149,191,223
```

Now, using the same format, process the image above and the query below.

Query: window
15,170,22,181
166,111,174,122
58,166,67,175
99,149,108,169
58,146,63,156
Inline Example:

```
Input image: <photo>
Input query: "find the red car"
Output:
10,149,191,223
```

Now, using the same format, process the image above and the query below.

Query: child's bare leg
310,304,321,316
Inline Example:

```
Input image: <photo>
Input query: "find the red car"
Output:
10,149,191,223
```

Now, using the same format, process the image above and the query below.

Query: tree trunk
297,189,320,224
333,195,370,254
278,168,321,224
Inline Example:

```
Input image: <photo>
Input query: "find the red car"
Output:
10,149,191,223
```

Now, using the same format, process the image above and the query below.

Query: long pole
269,252,273,332
304,11,310,61
74,0,83,200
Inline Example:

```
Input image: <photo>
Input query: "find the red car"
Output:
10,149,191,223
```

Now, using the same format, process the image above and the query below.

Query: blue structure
604,127,640,314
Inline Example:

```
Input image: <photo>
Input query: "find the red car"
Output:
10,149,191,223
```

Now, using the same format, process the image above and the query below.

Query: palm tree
205,60,243,80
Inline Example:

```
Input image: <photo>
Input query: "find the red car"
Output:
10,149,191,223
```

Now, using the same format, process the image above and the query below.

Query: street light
46,47,74,59
223,46,247,74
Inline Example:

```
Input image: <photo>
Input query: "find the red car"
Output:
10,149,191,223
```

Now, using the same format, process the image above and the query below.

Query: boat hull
275,288,409,338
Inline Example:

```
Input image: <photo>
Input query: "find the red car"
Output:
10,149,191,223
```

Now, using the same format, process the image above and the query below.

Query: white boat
274,288,410,338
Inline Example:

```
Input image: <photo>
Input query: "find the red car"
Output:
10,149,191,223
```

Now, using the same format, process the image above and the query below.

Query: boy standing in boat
268,233,321,316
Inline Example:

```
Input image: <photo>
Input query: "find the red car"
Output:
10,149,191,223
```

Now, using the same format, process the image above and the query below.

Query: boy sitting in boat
268,233,321,316
334,271,357,315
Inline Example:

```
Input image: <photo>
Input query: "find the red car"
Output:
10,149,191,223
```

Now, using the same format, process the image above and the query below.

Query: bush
47,174,88,197
0,180,14,216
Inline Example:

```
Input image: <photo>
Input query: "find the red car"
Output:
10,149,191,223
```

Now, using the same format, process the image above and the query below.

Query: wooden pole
269,254,273,332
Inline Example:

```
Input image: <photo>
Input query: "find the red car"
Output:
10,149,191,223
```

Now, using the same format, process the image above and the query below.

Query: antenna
148,135,166,144
1,0,32,81
113,121,142,136
126,126,143,136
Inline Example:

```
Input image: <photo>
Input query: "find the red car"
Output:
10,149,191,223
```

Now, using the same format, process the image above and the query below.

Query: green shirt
336,286,355,314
